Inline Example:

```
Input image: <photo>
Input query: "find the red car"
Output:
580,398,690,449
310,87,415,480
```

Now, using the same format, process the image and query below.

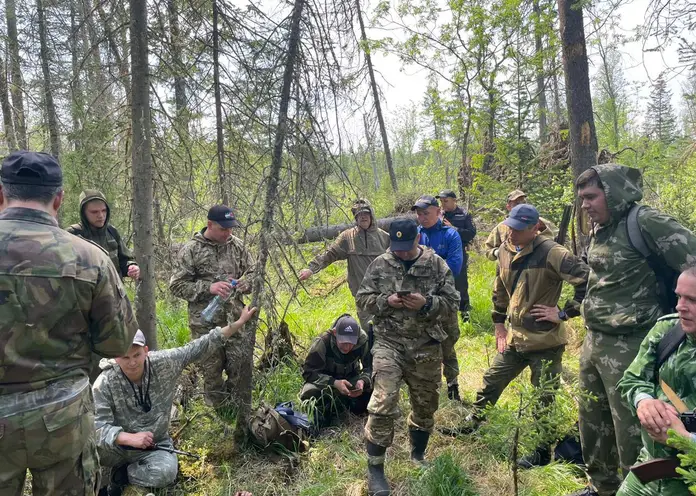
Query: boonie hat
389,218,419,251
436,189,457,199
1,151,62,186
507,189,527,202
208,205,241,228
411,195,439,211
334,315,360,345
503,204,540,231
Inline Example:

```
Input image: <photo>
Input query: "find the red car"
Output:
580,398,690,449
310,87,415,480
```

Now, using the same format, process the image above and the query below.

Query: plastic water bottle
201,279,238,323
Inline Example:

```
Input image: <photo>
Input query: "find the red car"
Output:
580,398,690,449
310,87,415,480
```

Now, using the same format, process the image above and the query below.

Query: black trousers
455,252,470,310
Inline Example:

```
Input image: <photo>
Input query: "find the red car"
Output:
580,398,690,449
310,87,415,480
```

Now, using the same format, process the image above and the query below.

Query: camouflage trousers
365,339,442,452
473,344,564,411
579,330,645,496
441,313,461,386
617,451,690,496
98,438,178,488
0,387,99,496
300,379,372,425
356,306,373,335
190,321,247,408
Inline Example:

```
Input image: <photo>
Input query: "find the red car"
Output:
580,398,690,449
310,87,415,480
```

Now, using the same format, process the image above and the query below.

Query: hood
99,357,116,371
79,189,111,232
591,164,643,224
351,198,377,230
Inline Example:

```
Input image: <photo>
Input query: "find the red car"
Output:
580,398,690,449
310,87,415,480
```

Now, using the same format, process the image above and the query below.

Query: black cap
207,205,241,228
1,151,62,186
411,195,439,211
436,189,457,199
389,218,419,251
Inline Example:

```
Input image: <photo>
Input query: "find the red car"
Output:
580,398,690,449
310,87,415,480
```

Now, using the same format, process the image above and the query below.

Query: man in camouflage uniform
169,205,255,408
569,165,696,496
299,199,390,330
0,151,138,496
356,218,460,496
67,189,140,280
471,204,589,467
300,314,372,428
484,189,556,261
94,308,256,493
615,266,696,496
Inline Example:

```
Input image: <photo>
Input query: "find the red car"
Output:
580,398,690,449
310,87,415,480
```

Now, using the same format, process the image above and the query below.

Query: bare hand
443,218,453,227
334,379,352,396
236,279,251,294
238,306,257,324
124,431,154,449
529,305,561,323
234,492,253,496
349,380,365,398
387,294,404,308
402,292,427,310
299,269,313,281
637,398,679,434
210,281,233,298
127,265,140,280
495,323,508,353
647,413,684,444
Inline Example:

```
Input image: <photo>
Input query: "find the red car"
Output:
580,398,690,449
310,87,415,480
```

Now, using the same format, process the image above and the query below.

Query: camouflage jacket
618,315,695,460
492,236,589,352
582,165,696,336
0,207,137,411
356,247,460,348
308,204,389,296
169,230,255,328
484,216,556,261
302,329,372,389
66,190,137,278
93,328,225,448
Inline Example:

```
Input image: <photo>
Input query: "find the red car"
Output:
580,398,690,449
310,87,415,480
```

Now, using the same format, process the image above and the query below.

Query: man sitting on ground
94,307,257,495
300,314,372,429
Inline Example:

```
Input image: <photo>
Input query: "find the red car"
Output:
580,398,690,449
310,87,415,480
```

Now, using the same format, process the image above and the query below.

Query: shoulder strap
626,204,650,257
655,322,686,378
68,223,83,234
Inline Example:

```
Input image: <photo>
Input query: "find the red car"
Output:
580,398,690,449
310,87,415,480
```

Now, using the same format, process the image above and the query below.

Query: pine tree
645,73,678,144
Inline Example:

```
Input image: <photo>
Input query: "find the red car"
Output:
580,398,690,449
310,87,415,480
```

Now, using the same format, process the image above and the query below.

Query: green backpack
248,402,309,452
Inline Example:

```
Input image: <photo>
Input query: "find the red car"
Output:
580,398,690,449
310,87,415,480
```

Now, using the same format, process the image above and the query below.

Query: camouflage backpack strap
654,318,685,379
626,204,650,258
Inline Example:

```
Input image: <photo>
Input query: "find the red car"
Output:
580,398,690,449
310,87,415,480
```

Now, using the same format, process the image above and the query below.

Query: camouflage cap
1,151,62,186
507,189,527,202
351,198,372,218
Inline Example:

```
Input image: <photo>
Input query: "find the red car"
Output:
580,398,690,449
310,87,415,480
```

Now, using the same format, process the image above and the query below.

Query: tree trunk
363,113,380,190
356,0,397,192
552,53,562,126
169,0,189,138
130,0,157,350
533,0,548,143
37,0,60,158
558,0,598,177
69,0,82,152
212,0,228,204
6,0,26,150
234,0,305,447
299,215,413,243
0,55,16,151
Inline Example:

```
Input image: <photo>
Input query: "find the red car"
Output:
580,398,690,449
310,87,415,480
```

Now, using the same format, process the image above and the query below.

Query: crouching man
300,314,373,429
94,307,257,494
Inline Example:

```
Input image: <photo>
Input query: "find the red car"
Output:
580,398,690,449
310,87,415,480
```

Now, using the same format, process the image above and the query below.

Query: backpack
625,204,679,314
554,425,584,465
653,319,685,379
248,402,310,452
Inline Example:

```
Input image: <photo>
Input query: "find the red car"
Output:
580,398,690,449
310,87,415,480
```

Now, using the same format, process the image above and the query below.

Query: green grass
151,253,587,495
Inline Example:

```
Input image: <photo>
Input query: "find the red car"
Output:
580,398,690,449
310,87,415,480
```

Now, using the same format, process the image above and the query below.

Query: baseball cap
507,189,527,202
208,205,241,228
132,330,147,347
1,151,62,186
436,189,457,199
411,195,439,211
334,315,360,345
351,199,372,217
389,218,419,251
503,204,540,231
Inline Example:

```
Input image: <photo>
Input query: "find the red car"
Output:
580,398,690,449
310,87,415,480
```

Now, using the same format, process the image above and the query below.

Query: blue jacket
418,220,463,276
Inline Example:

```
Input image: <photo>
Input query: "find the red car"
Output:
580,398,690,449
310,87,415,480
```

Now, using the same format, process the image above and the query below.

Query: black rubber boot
517,444,551,469
106,464,128,496
447,384,462,402
409,429,430,464
366,441,391,496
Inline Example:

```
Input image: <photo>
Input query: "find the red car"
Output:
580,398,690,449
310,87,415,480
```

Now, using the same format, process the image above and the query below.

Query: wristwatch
419,295,434,315
558,309,569,321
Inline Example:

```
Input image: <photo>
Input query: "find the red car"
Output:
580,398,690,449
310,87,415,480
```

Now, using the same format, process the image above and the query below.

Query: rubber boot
447,384,461,402
517,444,551,469
409,429,430,464
366,441,390,496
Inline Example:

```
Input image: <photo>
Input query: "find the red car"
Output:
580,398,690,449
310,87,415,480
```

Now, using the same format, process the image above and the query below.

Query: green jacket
66,190,137,278
169,229,255,328
302,329,372,389
0,207,138,409
618,315,696,461
356,247,460,347
581,164,696,336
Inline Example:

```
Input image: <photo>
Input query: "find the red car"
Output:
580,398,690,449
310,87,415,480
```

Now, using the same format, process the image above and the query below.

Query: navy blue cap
436,189,457,199
389,218,419,251
208,205,241,228
1,151,62,186
411,195,439,211
335,315,360,345
503,204,540,230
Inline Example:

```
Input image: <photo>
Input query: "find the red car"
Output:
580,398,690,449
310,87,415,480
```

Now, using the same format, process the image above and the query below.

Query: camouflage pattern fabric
300,379,372,423
0,386,99,496
169,229,255,406
484,216,556,261
616,471,690,496
98,442,178,489
579,330,645,495
66,189,137,279
616,315,695,495
301,329,372,389
440,313,460,386
356,247,459,455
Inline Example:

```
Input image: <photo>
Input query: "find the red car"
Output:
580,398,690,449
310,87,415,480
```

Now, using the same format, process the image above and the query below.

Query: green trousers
616,470,690,496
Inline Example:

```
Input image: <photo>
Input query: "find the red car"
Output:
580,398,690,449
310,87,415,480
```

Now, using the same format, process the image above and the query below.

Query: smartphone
396,290,411,297
347,384,356,391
